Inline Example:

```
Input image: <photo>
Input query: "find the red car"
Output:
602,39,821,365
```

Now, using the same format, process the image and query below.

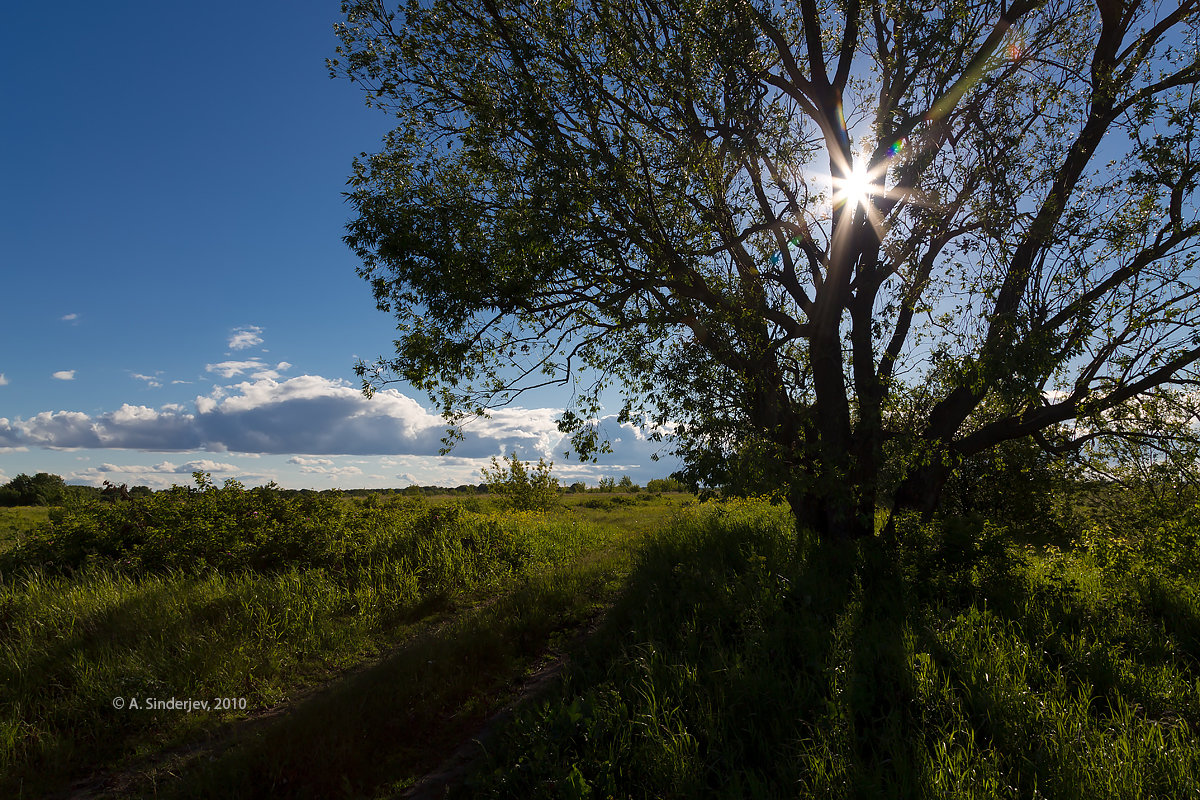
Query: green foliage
645,477,685,493
0,507,50,554
1074,480,1200,577
617,475,639,493
0,473,67,507
596,477,616,493
938,438,1074,541
0,481,629,795
481,453,560,512
0,472,541,582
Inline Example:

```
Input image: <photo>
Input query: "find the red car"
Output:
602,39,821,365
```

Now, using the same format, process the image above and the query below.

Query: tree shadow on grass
458,509,933,798
463,511,1200,799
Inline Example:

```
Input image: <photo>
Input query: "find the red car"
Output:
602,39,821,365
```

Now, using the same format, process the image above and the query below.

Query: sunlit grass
0,507,48,554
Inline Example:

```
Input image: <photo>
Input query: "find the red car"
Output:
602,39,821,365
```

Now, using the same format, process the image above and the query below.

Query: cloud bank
0,375,593,460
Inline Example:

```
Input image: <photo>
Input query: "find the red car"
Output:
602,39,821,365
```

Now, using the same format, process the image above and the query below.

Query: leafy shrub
480,453,560,511
0,474,551,591
645,477,685,493
939,437,1072,540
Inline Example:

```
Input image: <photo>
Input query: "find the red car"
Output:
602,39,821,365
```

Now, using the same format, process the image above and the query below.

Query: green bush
481,453,560,511
0,473,68,507
646,477,685,493
0,473,531,590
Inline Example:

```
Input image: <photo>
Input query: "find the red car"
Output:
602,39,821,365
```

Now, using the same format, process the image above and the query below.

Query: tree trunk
787,474,873,542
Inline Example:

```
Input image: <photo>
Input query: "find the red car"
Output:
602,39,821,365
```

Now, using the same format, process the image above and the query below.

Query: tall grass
465,500,1200,799
0,484,623,797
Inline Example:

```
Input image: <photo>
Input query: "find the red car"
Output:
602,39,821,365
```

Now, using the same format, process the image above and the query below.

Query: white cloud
71,460,245,489
61,313,78,322
206,360,268,379
205,359,291,381
179,459,240,474
295,463,364,476
288,456,334,466
52,370,76,381
132,372,163,388
0,373,7,386
228,325,264,351
14,405,200,450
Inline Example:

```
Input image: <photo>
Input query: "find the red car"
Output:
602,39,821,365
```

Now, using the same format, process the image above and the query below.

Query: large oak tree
332,0,1200,540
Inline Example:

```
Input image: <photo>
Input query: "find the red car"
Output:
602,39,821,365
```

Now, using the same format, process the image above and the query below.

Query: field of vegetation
0,473,683,798
3,470,1200,798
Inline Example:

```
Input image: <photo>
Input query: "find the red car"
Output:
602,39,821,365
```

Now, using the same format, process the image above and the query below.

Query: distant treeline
0,472,688,507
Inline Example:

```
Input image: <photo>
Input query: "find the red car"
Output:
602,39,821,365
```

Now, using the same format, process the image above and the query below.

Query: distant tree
646,477,686,493
0,472,68,506
618,475,639,492
334,0,1200,541
597,477,616,494
569,481,588,493
481,452,560,510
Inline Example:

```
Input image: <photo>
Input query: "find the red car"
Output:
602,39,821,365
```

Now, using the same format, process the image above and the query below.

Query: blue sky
0,1,677,490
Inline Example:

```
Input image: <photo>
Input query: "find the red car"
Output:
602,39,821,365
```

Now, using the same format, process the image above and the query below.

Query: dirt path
54,603,483,800
56,591,607,800
399,607,607,800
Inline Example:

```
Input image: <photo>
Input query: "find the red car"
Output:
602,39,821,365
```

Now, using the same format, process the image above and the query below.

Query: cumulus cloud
0,373,7,386
0,418,22,448
61,313,78,322
52,370,75,381
193,375,457,455
228,325,264,351
13,405,201,450
132,372,163,388
296,463,364,476
0,373,679,481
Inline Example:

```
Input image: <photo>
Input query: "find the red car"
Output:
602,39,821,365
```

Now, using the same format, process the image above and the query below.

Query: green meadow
3,478,1200,798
